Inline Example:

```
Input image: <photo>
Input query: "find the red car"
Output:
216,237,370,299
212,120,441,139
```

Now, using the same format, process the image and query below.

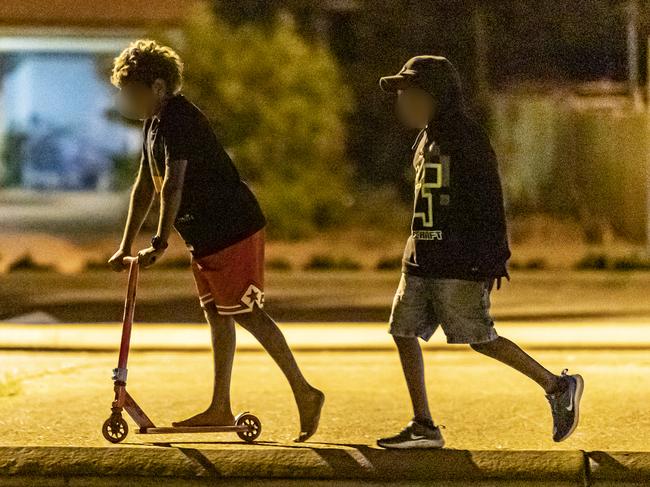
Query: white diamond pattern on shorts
241,284,264,310
213,284,265,315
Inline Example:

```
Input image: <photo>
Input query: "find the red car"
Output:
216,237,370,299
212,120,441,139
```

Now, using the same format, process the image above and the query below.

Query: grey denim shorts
388,272,498,344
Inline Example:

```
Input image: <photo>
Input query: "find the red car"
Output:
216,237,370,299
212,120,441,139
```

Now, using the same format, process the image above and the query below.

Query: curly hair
111,39,184,93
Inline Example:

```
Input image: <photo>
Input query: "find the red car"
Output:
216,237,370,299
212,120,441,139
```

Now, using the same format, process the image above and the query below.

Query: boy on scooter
107,39,324,442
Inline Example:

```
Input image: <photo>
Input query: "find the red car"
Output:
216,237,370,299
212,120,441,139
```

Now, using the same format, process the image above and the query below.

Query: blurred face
396,86,435,129
116,79,168,120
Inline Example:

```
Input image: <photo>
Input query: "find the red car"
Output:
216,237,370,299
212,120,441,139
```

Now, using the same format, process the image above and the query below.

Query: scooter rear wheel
236,413,261,443
102,414,129,443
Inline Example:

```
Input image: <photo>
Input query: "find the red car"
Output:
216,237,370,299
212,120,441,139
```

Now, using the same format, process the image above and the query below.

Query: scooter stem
113,255,139,382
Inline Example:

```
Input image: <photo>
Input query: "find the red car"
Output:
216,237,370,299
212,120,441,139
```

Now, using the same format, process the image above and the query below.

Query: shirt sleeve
466,142,507,236
458,128,512,277
161,111,192,163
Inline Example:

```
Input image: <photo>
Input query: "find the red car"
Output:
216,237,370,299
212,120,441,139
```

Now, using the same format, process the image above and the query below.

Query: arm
136,157,187,269
137,110,192,268
460,132,511,284
108,155,155,271
119,160,155,252
470,146,508,246
156,157,188,243
154,111,191,244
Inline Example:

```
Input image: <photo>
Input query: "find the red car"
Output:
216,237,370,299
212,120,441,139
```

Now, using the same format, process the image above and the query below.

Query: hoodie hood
379,55,467,123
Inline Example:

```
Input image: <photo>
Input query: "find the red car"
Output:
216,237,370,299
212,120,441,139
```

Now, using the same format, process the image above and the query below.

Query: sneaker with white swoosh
377,419,445,449
545,368,584,442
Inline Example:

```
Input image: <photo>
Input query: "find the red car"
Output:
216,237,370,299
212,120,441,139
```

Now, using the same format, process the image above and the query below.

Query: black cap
379,55,453,92
379,55,465,117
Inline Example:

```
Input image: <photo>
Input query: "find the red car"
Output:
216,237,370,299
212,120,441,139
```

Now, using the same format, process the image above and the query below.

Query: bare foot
294,387,325,442
172,409,235,427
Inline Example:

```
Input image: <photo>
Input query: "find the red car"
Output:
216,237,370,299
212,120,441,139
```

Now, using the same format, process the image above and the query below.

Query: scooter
101,255,262,444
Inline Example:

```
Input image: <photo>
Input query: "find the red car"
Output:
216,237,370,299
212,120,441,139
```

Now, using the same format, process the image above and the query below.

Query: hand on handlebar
108,248,132,272
137,246,165,269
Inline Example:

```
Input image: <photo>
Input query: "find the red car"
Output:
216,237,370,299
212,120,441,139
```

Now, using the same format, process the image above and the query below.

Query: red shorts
190,229,265,315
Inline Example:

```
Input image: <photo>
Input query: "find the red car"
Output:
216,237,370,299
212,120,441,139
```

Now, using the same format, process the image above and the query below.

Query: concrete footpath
1,318,650,352
2,320,650,485
0,446,648,485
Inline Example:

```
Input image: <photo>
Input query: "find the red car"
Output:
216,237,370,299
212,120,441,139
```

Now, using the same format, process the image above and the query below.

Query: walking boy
376,55,583,448
107,39,324,442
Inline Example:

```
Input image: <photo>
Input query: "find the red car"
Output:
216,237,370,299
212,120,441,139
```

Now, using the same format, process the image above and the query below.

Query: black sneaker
545,368,584,442
377,419,445,449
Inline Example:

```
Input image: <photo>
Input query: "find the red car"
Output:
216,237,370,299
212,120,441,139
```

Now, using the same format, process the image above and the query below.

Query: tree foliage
163,4,354,238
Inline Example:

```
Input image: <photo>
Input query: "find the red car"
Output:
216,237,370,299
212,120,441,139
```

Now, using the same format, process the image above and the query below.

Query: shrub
574,253,650,271
509,258,547,270
574,253,608,270
304,254,362,271
157,255,191,269
85,256,111,271
375,256,402,271
158,5,354,239
266,257,292,271
7,254,53,272
612,255,650,271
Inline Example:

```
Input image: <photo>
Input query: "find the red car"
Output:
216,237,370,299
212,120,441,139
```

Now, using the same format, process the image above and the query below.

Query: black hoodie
395,58,511,280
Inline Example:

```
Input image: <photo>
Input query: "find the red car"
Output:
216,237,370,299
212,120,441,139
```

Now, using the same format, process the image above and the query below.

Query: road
1,344,649,451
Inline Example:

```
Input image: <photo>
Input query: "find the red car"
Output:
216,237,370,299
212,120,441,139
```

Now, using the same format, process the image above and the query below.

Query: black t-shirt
402,113,511,280
142,93,266,257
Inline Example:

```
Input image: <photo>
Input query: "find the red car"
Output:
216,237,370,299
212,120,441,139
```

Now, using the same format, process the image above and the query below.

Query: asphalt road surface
1,345,648,451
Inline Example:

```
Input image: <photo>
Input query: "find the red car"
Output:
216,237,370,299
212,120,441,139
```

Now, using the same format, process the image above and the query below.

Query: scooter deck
105,258,262,444
137,425,248,434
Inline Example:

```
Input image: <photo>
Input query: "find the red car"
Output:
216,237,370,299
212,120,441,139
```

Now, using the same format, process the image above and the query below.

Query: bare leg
470,336,563,394
172,306,236,426
394,335,432,422
235,306,324,442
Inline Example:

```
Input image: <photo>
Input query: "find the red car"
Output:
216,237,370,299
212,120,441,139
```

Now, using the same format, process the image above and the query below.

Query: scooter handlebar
122,255,139,265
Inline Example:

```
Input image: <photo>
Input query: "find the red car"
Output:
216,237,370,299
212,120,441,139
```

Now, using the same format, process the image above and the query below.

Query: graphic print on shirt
412,134,450,241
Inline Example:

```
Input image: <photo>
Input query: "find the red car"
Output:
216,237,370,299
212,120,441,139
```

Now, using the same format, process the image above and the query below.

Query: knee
470,337,499,353
203,303,218,320
233,306,264,330
469,342,484,352
203,305,234,327
393,334,418,349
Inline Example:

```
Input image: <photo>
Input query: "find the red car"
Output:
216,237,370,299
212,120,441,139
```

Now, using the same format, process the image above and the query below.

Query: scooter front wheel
236,413,261,443
102,414,129,443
